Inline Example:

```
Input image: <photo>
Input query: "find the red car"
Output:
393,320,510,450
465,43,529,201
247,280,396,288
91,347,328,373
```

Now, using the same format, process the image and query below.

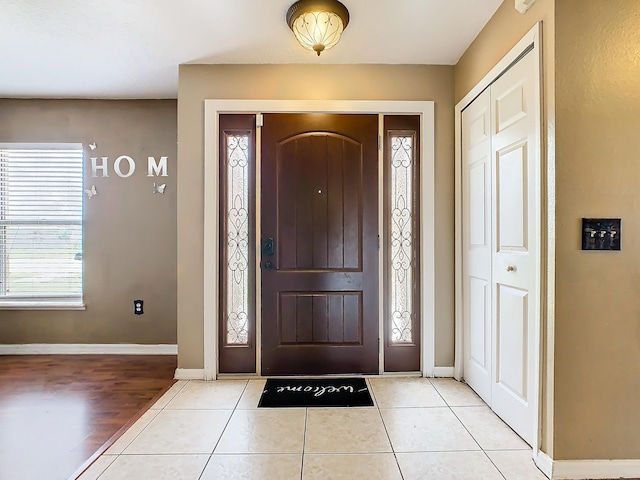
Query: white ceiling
1,0,503,99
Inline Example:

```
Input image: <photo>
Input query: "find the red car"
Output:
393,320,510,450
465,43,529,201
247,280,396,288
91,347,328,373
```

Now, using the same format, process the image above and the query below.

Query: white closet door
490,49,539,446
461,48,539,446
462,88,492,404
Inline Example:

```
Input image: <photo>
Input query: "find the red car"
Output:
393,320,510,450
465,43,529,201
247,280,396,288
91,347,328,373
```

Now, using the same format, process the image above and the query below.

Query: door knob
506,265,516,272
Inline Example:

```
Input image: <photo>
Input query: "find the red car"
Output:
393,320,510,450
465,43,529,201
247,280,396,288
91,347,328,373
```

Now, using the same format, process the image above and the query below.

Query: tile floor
78,377,548,480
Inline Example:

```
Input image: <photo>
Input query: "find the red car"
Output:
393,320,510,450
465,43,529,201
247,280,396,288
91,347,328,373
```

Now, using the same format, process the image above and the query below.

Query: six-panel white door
462,88,492,404
462,49,539,445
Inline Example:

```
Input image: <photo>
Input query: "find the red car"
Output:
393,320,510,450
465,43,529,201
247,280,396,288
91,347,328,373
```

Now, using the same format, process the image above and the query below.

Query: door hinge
378,235,380,250
256,113,264,128
378,134,382,150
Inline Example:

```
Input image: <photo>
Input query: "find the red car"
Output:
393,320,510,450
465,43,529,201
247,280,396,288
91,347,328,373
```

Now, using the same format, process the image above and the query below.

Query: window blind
0,146,83,302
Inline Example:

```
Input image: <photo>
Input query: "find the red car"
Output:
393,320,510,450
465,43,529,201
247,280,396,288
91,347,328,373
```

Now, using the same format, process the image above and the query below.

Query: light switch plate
582,218,621,250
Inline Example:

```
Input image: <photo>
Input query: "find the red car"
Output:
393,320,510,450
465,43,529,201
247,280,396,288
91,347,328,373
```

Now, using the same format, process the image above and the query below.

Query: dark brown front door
261,114,379,375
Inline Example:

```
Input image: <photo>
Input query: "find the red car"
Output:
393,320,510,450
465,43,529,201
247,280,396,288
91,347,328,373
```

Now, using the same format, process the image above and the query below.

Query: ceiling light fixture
286,0,350,56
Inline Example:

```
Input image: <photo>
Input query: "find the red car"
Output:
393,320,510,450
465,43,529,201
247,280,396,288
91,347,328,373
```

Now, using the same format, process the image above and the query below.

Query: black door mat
258,378,374,408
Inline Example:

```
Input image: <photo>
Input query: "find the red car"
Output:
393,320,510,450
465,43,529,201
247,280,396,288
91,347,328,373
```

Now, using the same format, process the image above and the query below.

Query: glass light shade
286,0,350,56
291,11,344,55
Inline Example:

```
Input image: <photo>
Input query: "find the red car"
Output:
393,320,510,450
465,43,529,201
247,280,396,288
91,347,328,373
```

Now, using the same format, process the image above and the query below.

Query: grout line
208,382,248,458
197,453,212,480
300,408,308,480
371,379,405,480
149,379,191,411
195,379,234,480
108,407,163,455
483,450,508,480
385,448,496,454
448,404,486,455
366,377,379,408
425,376,451,407
232,379,251,410
101,453,232,457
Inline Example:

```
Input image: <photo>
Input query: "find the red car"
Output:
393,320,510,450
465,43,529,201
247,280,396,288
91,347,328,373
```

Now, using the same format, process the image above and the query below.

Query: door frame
204,100,435,380
454,22,552,468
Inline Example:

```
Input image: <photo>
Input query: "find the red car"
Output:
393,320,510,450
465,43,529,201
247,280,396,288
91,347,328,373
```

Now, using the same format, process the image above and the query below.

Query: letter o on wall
114,155,136,178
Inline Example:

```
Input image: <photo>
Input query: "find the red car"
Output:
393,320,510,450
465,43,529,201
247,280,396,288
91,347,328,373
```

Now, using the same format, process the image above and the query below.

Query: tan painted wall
554,0,640,460
455,0,554,104
454,0,556,455
177,64,455,369
0,100,177,345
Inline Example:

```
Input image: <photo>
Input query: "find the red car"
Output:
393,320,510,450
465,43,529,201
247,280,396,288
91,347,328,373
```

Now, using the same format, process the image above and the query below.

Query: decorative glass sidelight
225,134,250,345
389,135,415,343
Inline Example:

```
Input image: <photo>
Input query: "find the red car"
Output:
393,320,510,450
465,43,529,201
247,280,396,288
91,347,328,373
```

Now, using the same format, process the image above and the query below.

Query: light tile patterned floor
78,377,548,480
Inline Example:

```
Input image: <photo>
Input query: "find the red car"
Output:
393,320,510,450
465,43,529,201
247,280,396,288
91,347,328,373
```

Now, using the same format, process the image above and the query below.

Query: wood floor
0,355,177,480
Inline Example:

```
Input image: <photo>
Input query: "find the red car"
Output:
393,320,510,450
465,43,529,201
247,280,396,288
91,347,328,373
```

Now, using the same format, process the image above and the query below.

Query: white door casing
202,100,436,380
458,33,541,447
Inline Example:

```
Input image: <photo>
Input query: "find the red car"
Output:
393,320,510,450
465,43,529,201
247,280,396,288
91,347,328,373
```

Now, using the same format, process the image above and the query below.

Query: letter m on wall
147,156,168,177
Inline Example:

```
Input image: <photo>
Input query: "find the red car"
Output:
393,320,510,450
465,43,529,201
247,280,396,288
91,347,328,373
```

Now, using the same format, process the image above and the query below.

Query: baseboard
431,366,455,377
552,459,640,479
0,343,178,355
534,450,553,478
174,368,205,380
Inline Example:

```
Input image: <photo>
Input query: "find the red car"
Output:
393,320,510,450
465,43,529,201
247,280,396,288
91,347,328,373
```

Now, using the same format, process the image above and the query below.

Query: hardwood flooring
0,355,176,480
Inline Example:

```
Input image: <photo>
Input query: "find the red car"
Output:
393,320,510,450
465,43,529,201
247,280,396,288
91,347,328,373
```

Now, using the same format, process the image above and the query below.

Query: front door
260,114,379,375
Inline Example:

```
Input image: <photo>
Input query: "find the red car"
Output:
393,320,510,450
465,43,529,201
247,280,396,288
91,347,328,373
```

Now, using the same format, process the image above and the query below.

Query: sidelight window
384,115,421,372
389,134,416,343
389,134,417,343
223,133,250,345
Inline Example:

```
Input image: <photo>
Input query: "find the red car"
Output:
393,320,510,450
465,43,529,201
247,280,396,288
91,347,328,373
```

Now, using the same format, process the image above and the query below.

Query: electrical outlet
134,299,144,315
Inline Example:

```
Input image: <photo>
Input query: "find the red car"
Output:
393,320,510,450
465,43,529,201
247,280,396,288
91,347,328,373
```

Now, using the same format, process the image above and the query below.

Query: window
0,144,84,308
223,132,251,345
383,114,421,373
388,133,417,343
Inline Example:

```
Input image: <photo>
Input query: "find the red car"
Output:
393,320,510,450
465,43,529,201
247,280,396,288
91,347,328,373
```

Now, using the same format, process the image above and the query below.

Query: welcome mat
258,378,374,408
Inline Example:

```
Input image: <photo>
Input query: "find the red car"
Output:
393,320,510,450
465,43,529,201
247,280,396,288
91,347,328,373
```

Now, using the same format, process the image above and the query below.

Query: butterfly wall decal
153,182,167,194
88,142,97,150
85,184,97,199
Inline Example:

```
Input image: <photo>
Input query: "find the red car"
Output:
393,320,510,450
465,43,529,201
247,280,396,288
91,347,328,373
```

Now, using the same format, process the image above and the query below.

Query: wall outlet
134,299,144,315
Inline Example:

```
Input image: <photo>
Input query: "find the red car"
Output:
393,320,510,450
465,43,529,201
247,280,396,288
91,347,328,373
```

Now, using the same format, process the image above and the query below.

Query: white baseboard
431,366,455,377
174,368,205,380
0,343,177,355
535,450,553,478
552,459,640,479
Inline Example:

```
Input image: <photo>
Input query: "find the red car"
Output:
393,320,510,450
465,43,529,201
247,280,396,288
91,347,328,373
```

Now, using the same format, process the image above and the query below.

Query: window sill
0,301,86,311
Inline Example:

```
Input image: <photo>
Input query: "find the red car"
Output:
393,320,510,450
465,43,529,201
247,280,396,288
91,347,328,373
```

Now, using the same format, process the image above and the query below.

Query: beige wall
177,64,456,369
0,100,177,345
455,0,554,104
554,0,640,460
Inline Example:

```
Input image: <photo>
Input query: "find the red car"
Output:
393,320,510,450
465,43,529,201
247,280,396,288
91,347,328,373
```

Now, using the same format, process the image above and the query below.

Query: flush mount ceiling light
286,0,350,56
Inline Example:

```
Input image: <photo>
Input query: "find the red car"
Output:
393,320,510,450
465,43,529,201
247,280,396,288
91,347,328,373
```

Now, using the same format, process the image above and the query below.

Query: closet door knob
506,265,516,272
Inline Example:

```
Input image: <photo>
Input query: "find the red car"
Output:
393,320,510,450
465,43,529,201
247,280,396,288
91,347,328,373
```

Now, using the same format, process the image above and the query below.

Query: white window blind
0,145,83,305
